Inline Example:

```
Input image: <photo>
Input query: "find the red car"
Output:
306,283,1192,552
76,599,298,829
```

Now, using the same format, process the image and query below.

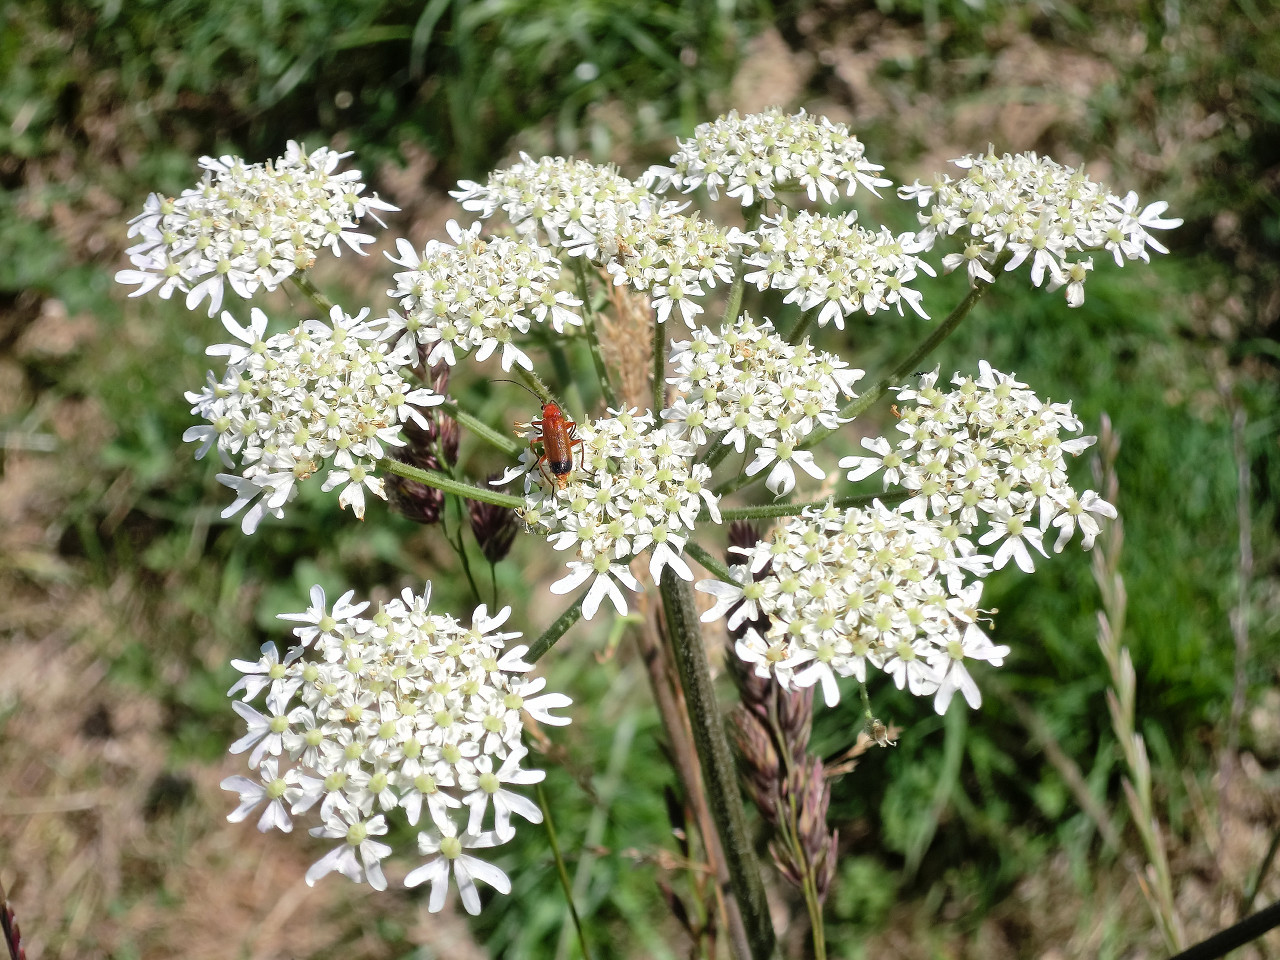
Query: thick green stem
290,272,336,313
380,460,523,509
573,259,620,410
700,432,737,475
436,398,523,457
801,256,1010,450
659,569,777,960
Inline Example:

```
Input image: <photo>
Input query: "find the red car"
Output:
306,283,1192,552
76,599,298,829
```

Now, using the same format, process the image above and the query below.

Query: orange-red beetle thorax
534,402,581,486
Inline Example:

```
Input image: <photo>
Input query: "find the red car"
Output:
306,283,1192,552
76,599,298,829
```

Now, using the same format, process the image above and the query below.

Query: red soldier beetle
496,380,584,489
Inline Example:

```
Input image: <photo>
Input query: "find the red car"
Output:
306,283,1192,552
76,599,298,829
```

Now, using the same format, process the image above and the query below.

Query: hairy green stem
290,272,336,313
436,398,523,457
443,494,483,605
684,540,734,583
527,590,587,663
801,255,1010,450
516,365,556,405
573,259,620,410
722,273,745,328
786,309,815,346
380,460,523,509
659,569,777,960
547,340,580,407
857,679,874,726
429,441,484,604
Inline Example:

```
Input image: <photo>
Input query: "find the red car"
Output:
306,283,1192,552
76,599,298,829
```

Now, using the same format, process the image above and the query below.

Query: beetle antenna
493,379,545,403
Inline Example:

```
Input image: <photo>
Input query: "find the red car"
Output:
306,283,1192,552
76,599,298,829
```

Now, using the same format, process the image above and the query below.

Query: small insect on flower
500,381,584,490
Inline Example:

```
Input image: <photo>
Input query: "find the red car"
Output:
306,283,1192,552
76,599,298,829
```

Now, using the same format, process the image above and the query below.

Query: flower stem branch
380,460,523,509
786,309,815,346
516,365,557,406
527,590,587,663
722,273,745,328
802,255,1010,449
685,540,734,583
290,272,336,313
436,398,523,457
659,568,777,960
653,310,667,416
573,259,621,410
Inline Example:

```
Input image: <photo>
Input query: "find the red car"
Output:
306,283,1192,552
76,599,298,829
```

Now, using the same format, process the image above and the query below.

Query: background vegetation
1,0,1277,957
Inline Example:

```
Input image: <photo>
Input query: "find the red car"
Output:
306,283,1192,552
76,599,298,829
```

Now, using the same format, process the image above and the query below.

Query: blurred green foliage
2,0,752,182
2,0,1278,955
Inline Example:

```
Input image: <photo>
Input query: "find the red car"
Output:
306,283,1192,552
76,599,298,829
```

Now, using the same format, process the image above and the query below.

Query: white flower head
405,822,512,915
744,210,934,327
451,154,657,247
516,409,720,619
186,305,442,532
846,364,1113,559
571,206,750,328
900,149,1180,305
649,107,891,205
664,313,860,493
383,221,582,369
115,142,397,315
305,802,392,891
223,582,571,907
698,502,1003,710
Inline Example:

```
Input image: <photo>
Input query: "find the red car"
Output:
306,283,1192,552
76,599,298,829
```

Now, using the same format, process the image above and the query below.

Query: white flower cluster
505,409,721,620
220,582,571,913
116,141,397,316
452,153,659,246
645,107,892,206
899,149,1182,305
383,219,582,371
664,314,863,495
185,306,441,533
841,362,1116,572
697,502,1007,714
743,210,935,327
569,207,750,327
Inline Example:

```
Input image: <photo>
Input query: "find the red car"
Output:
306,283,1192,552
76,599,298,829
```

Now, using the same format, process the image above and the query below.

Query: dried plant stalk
1092,413,1184,952
599,275,655,412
